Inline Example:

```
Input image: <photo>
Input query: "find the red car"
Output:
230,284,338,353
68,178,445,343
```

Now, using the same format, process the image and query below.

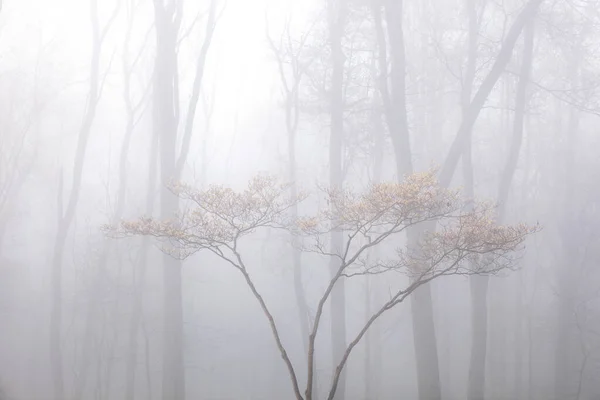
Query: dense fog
0,0,598,399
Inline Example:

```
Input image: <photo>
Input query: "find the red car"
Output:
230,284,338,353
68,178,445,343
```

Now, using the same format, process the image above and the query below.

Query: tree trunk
153,2,218,398
438,0,544,189
50,1,104,398
378,2,541,399
328,1,347,398
553,41,582,400
125,142,158,400
74,7,142,398
153,2,185,398
461,0,482,398
364,68,384,400
433,5,541,392
468,17,535,400
124,6,157,396
286,67,313,400
379,1,442,398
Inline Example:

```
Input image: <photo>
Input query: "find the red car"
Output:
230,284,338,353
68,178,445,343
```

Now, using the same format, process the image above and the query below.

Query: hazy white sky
1,0,317,114
0,0,313,174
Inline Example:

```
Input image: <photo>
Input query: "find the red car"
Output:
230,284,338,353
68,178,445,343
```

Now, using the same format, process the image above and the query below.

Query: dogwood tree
104,171,537,400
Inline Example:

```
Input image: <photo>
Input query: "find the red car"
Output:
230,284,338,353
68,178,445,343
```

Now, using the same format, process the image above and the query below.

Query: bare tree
49,1,118,398
458,3,485,399
373,0,443,396
72,1,152,397
266,13,316,397
151,0,220,398
105,171,537,400
118,2,155,399
438,0,543,188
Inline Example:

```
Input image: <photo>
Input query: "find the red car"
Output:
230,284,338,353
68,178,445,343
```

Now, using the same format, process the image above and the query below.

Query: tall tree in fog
458,1,486,399
364,55,385,399
374,1,443,397
0,26,48,400
117,2,155,399
152,2,185,396
496,19,534,400
151,0,218,398
432,1,541,398
553,11,587,399
72,4,150,398
375,1,543,398
433,1,542,394
267,16,315,397
438,0,543,187
49,1,117,398
327,0,348,398
0,60,42,252
465,11,535,400
125,126,159,400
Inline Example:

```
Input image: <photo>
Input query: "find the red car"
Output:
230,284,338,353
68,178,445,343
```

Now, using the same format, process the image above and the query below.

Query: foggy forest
0,0,598,399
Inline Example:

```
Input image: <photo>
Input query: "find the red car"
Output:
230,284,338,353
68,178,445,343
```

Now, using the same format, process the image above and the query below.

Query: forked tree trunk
437,0,544,188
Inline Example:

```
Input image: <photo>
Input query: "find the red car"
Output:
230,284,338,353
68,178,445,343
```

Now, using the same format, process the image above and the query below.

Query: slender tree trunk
521,113,535,400
432,9,543,394
126,132,159,400
382,0,412,179
328,1,347,398
75,10,147,400
495,19,534,400
123,5,156,397
514,266,525,399
470,17,535,400
364,77,384,400
267,16,314,395
461,1,482,398
496,16,534,220
50,1,104,398
175,0,218,177
286,76,313,400
438,0,544,188
379,1,441,398
153,2,185,398
153,2,218,398
378,3,540,399
553,44,582,400
375,2,440,398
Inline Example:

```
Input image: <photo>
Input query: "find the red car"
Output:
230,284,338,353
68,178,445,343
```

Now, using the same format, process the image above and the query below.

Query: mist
0,0,598,399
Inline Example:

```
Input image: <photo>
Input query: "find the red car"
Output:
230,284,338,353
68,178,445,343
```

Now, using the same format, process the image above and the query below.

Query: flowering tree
104,171,537,400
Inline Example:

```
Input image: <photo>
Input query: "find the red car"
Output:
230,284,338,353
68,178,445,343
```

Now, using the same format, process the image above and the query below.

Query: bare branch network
103,170,538,400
